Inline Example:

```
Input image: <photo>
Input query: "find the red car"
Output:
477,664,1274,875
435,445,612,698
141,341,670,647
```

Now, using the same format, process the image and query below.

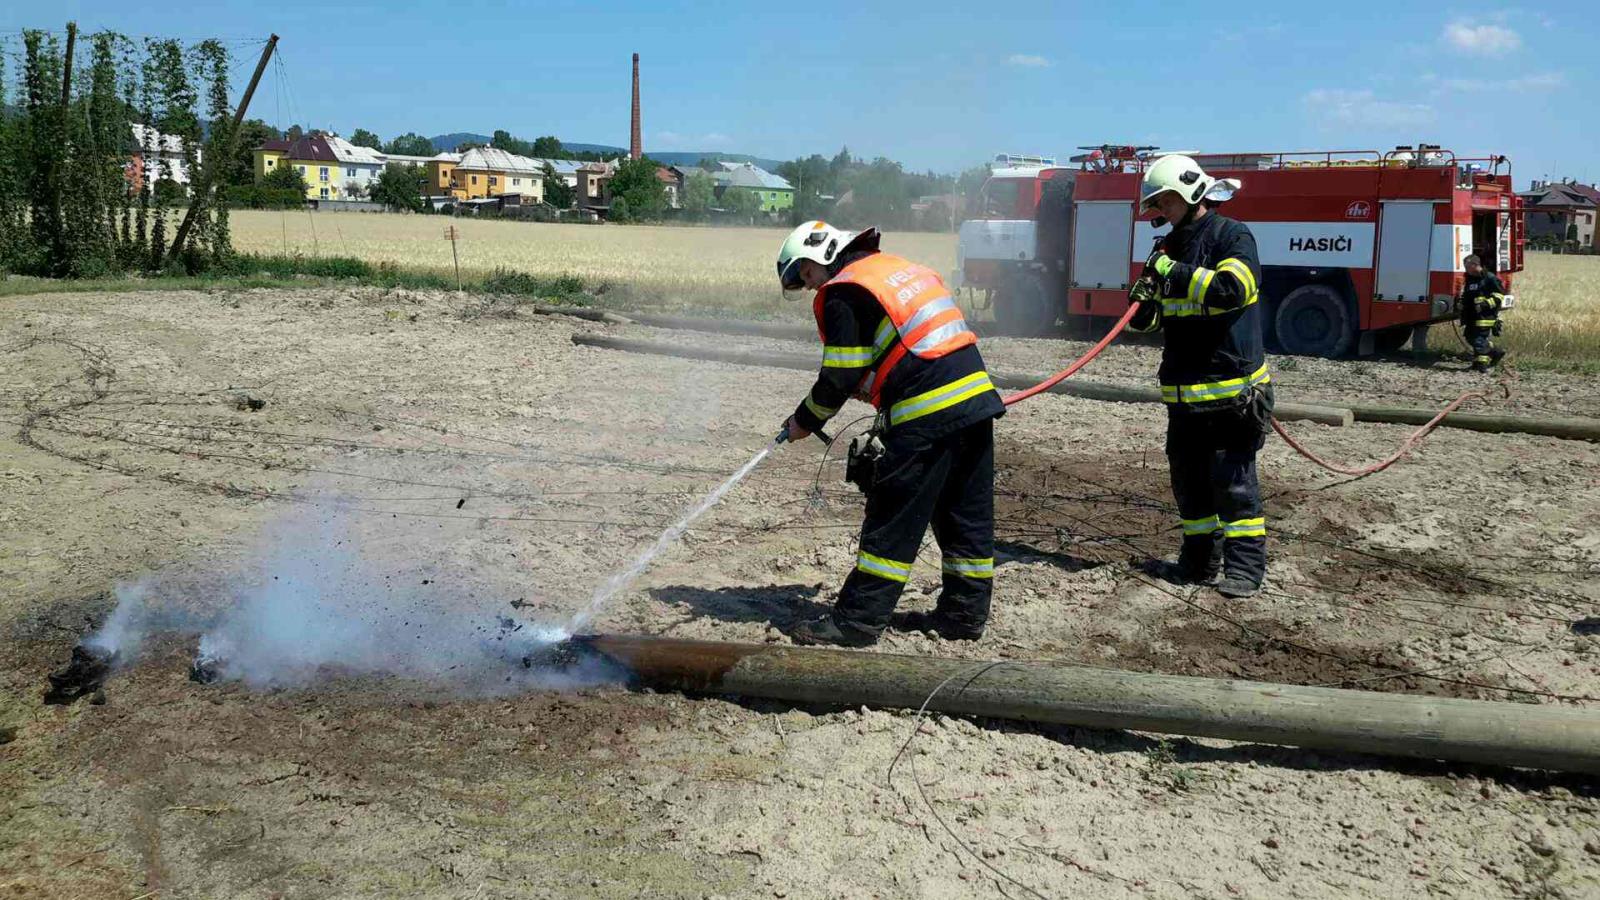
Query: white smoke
83,506,612,694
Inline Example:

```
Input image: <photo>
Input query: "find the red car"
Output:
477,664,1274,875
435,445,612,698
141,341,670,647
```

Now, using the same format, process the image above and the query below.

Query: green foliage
682,171,716,215
384,132,435,156
259,161,308,196
350,128,382,149
0,27,237,277
607,157,666,220
541,160,574,209
531,135,562,158
609,196,632,222
719,186,760,219
370,163,426,212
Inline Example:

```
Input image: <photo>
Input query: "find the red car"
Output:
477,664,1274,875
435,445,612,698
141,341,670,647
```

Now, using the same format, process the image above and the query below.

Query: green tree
608,157,666,219
285,123,305,141
369,163,426,212
541,161,574,209
609,196,632,222
350,128,382,149
223,119,278,188
261,161,308,195
720,186,760,220
682,171,716,215
532,135,562,158
384,132,434,156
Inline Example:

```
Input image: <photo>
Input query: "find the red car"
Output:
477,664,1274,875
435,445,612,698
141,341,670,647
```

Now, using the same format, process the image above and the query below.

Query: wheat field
228,210,956,313
229,211,1596,364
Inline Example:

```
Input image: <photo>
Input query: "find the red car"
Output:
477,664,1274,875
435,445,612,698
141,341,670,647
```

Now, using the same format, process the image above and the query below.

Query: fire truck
955,145,1523,356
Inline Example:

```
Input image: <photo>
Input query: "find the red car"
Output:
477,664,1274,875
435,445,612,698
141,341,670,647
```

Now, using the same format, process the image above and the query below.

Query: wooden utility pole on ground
579,634,1600,774
160,34,279,268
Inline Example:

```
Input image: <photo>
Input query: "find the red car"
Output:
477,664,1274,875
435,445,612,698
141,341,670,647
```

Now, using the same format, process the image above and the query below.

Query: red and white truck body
956,147,1522,355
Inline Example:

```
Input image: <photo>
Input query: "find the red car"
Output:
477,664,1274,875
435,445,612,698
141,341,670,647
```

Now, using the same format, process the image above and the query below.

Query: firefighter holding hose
1127,155,1271,598
1459,254,1507,372
776,221,1004,646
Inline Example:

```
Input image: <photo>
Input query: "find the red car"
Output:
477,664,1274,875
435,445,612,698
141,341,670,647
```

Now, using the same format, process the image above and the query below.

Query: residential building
326,135,386,199
253,133,346,201
449,147,548,203
656,166,680,208
576,160,617,210
1520,179,1600,251
127,123,200,194
423,152,464,200
255,138,291,180
715,162,793,213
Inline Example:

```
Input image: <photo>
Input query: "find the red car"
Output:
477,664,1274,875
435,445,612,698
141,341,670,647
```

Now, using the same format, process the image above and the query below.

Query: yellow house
254,139,289,179
252,133,346,200
450,147,545,203
426,157,461,199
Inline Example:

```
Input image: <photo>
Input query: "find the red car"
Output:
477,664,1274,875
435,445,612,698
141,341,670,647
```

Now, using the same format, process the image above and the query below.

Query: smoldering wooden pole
576,634,1600,775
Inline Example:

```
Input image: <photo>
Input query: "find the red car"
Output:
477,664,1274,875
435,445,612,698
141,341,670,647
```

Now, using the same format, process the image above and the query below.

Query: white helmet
776,220,865,299
1139,154,1241,209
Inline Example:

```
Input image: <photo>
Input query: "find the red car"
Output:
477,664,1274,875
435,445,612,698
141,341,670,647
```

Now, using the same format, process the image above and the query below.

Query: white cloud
1442,21,1522,56
1302,89,1436,129
1006,54,1052,68
1424,71,1565,93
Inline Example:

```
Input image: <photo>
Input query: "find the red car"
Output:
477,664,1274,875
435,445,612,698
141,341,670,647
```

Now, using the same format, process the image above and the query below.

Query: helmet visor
778,257,808,291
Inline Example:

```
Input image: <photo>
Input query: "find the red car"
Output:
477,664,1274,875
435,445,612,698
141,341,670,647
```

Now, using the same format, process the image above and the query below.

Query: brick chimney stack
630,53,642,160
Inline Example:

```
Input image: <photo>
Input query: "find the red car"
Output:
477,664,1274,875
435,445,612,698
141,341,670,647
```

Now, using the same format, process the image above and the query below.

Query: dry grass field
229,210,955,313
228,211,1598,366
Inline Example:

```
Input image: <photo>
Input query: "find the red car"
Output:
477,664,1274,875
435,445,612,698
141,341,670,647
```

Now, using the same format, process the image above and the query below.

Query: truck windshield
977,179,1022,218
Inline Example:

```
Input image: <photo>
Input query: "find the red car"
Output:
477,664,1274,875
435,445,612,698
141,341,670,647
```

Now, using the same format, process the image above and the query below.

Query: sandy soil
3,286,1599,899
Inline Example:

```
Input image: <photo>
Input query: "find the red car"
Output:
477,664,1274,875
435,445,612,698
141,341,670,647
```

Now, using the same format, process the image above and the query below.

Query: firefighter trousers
1165,385,1273,586
833,417,995,637
1467,326,1501,369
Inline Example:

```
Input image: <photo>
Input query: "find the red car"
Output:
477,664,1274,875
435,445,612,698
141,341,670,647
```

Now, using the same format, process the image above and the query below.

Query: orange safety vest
813,253,976,407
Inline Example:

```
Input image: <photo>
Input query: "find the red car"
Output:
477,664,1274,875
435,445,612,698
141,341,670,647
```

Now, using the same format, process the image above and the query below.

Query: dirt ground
3,286,1599,899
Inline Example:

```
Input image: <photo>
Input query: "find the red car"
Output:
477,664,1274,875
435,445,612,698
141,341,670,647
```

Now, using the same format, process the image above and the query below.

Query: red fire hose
996,305,1504,478
1000,304,1141,407
1270,384,1507,478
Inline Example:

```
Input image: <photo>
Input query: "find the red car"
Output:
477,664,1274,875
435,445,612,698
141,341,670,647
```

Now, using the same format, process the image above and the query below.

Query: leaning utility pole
160,34,279,268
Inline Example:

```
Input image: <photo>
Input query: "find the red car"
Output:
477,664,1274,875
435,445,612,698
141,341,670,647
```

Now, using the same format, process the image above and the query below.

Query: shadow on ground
648,582,832,630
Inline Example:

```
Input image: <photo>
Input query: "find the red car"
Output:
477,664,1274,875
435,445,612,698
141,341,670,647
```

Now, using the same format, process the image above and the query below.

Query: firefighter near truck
956,146,1523,357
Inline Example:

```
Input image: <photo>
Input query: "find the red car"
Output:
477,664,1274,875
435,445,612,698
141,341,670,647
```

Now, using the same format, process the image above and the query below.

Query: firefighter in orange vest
777,221,1005,646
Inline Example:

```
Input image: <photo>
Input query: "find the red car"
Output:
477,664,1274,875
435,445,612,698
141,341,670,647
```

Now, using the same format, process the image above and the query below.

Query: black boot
893,610,984,641
1216,573,1261,598
790,615,878,647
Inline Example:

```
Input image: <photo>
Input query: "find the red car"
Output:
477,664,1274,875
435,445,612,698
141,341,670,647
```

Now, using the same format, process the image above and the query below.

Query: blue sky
6,1,1595,186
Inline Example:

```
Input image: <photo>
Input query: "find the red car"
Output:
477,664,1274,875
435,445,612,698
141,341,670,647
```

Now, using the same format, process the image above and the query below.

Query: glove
1152,253,1176,278
1129,276,1159,304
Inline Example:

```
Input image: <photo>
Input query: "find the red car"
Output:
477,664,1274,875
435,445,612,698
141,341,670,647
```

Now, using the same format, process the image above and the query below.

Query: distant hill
429,132,492,152
428,133,786,169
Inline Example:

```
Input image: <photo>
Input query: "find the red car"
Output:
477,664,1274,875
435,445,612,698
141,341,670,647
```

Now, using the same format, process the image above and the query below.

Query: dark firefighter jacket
792,249,1003,442
1459,270,1507,331
1128,211,1268,408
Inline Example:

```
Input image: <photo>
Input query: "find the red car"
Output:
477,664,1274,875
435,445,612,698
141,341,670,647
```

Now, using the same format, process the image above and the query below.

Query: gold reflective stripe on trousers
1182,515,1221,536
857,550,913,583
941,557,994,578
1160,363,1271,404
887,371,995,426
1222,517,1266,539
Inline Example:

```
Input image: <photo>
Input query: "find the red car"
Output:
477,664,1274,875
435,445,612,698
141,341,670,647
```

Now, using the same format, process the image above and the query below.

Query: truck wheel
993,272,1058,337
1274,285,1354,358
